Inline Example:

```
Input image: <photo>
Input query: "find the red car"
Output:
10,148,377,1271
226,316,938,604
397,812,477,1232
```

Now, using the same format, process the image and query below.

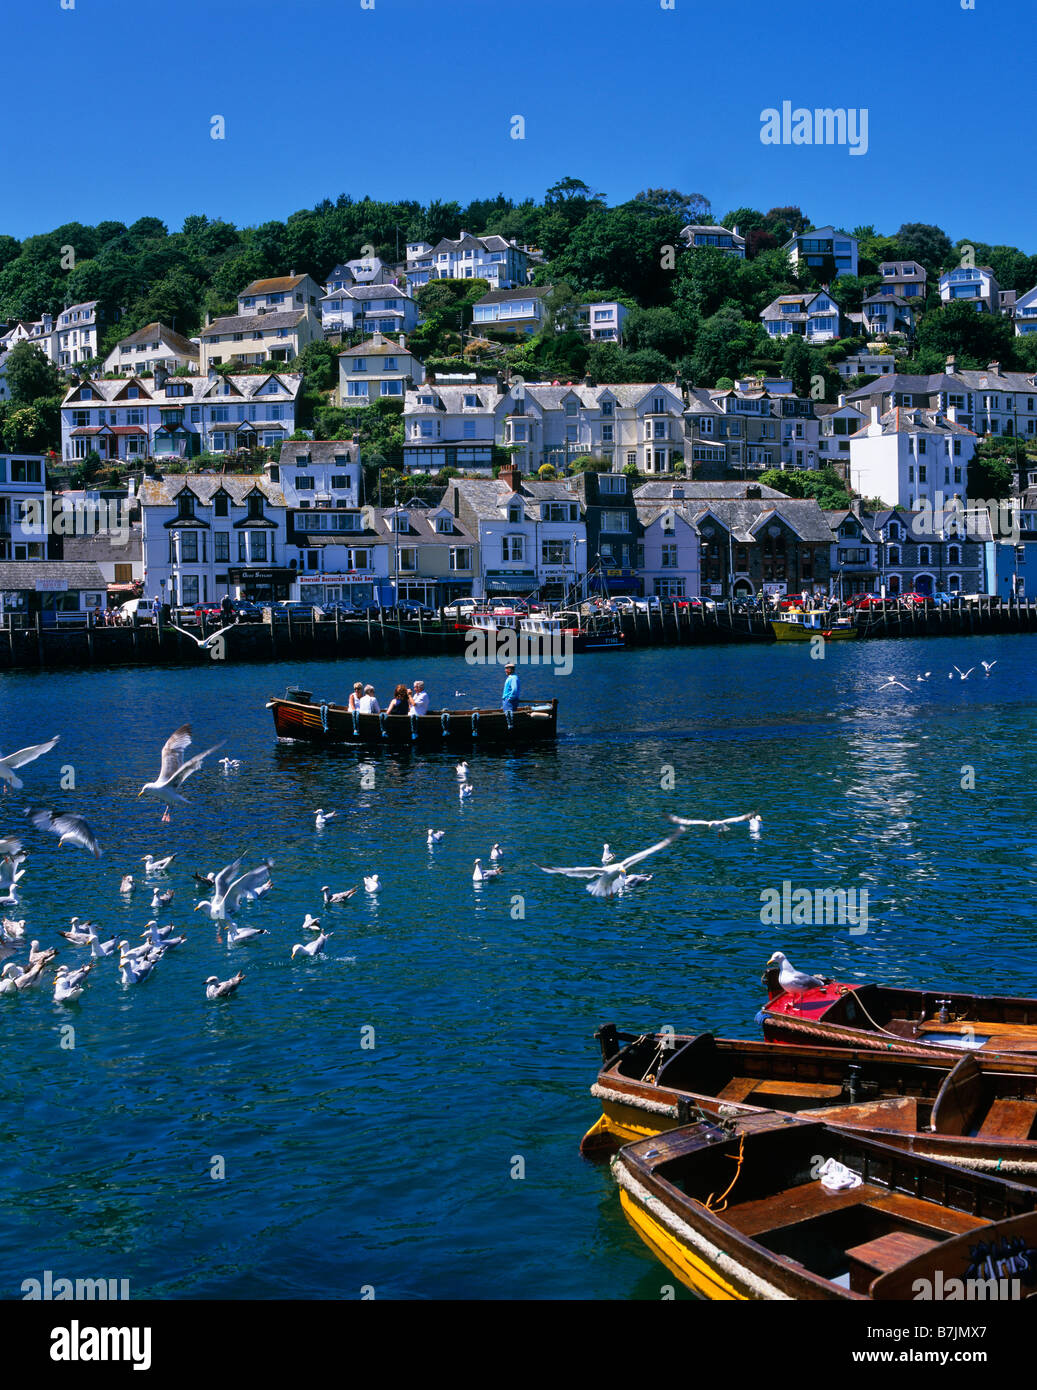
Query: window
502,536,524,562
654,577,686,599
887,546,900,565
347,382,369,397
399,547,418,572
296,475,315,490
349,549,371,570
381,381,402,396
918,465,927,482
214,533,230,561
565,401,578,417
541,540,571,565
661,544,678,568
180,575,200,606
918,545,931,564
179,532,199,563
450,547,472,571
238,533,247,561
601,400,614,418
250,531,268,562
601,510,630,533
435,516,452,534
463,422,476,439
214,494,229,517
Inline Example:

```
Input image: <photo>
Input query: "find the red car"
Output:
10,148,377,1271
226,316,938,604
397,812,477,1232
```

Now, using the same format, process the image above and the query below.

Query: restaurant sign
34,578,69,592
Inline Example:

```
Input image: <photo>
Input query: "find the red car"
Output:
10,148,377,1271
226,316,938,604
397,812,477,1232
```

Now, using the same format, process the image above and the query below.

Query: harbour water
0,633,1035,1300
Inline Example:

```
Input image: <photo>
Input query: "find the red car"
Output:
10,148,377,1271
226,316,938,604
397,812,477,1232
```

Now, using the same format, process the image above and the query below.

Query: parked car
272,600,319,620
317,600,360,620
118,597,156,625
442,597,479,618
396,600,436,620
489,596,530,614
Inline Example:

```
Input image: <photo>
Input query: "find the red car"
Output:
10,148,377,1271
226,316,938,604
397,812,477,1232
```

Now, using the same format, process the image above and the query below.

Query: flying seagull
195,857,273,920
951,666,975,681
539,832,682,899
0,736,60,790
169,622,241,651
878,677,911,692
138,725,223,808
25,806,101,857
767,950,827,996
668,812,755,834
981,660,997,675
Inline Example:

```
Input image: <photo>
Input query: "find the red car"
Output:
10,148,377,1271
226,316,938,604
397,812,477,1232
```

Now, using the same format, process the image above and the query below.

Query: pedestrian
501,661,520,715
220,593,234,627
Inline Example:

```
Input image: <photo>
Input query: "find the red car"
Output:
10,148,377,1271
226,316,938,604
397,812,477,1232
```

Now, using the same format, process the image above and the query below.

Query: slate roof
61,373,301,405
199,310,307,337
112,322,198,355
0,560,107,589
140,476,286,507
634,481,786,500
278,442,358,465
451,477,582,522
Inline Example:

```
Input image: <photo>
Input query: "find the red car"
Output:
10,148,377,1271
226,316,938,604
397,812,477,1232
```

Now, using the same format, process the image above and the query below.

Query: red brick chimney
499,463,521,493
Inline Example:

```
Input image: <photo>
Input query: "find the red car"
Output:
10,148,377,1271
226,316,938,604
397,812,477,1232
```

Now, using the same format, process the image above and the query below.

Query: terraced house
844,359,1037,440
198,274,322,370
103,321,199,377
337,333,424,406
320,281,420,336
826,506,986,597
683,378,820,476
140,474,292,606
60,366,301,461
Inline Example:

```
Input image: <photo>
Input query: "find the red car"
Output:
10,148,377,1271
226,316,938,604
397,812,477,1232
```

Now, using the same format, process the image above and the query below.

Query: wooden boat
771,609,857,641
581,1026,1037,1178
613,1110,1037,1300
519,612,625,653
267,687,558,745
759,965,1037,1059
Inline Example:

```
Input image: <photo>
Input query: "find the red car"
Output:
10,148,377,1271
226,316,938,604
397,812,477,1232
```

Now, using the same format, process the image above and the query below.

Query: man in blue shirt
501,662,520,714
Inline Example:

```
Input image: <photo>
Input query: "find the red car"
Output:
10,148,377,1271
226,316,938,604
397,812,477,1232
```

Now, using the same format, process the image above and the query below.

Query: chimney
398,334,406,348
988,361,1001,375
850,497,863,517
499,463,521,494
870,402,880,425
837,392,846,407
290,269,296,278
154,362,169,390
945,354,957,374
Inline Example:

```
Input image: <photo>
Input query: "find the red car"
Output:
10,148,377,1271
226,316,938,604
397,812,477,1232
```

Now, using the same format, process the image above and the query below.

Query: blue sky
3,0,1029,250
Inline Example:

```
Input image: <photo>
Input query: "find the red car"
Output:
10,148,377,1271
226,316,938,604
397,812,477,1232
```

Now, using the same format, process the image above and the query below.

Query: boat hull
771,619,857,641
267,696,558,745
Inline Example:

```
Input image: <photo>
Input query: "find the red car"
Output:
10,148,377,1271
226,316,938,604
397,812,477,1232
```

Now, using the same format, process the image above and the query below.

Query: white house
61,368,302,463
471,286,549,336
847,405,977,510
939,266,1001,313
405,233,528,290
783,227,858,278
760,289,843,343
199,274,322,370
53,302,102,368
324,257,394,290
1015,285,1037,335
139,474,292,606
861,293,917,339
321,283,420,337
680,224,746,257
0,452,48,561
337,333,425,407
103,322,199,377
574,301,628,342
403,382,498,474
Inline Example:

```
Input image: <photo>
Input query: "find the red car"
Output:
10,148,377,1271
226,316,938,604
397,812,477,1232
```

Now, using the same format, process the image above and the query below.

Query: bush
537,463,557,479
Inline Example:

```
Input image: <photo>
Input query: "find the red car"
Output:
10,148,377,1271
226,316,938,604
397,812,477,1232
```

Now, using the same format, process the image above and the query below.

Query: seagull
878,677,911,692
26,806,101,856
601,844,615,865
116,939,156,963
88,932,118,958
473,859,502,882
59,918,99,945
142,853,176,875
0,856,26,892
118,951,158,984
141,921,185,949
292,931,330,959
150,888,174,909
226,921,268,945
137,725,223,809
54,963,94,1003
321,885,356,905
668,812,755,835
29,940,57,968
1,917,25,939
490,843,503,861
749,813,763,836
193,870,216,887
315,808,336,830
0,884,19,908
616,873,653,892
427,829,445,845
364,875,380,893
0,837,24,856
219,757,242,771
952,665,975,681
981,660,997,675
0,736,60,790
119,874,134,894
767,951,827,996
459,782,473,799
540,832,682,899
168,622,241,651
456,762,469,782
915,672,932,683
206,971,244,1000
195,857,273,920
301,914,322,933
1,959,46,992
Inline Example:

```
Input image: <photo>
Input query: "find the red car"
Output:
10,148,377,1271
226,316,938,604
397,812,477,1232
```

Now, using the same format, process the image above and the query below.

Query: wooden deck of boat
724,1181,989,1241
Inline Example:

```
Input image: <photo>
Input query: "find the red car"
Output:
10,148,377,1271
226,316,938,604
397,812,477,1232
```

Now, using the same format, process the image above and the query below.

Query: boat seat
976,1099,1037,1140
846,1231,940,1295
752,1080,846,1103
862,1192,986,1236
724,1181,886,1237
715,1077,760,1103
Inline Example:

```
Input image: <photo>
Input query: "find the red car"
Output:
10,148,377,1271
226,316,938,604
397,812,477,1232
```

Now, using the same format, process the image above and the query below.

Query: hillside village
1,185,1036,617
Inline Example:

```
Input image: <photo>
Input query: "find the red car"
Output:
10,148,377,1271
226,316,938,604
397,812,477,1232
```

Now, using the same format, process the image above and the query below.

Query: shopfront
227,566,296,602
297,572,376,606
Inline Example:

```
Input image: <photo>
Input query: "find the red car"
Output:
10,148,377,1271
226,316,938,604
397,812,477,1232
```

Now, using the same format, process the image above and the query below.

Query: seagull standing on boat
206,971,244,1000
540,832,682,899
0,736,60,790
767,951,827,997
315,808,336,830
292,931,330,959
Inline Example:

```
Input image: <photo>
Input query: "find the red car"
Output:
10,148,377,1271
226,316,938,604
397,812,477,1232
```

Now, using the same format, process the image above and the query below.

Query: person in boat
347,682,364,712
386,683,410,715
358,685,380,714
410,680,430,716
501,662,520,715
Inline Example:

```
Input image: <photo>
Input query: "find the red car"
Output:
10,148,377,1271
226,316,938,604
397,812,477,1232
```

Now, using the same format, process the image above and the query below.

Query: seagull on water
59,918,99,945
119,874,134,894
206,971,244,1000
301,914,322,933
0,736,60,790
668,812,756,835
195,857,273,920
26,806,101,856
137,725,223,814
427,829,445,845
767,951,827,996
459,782,473,800
364,875,380,893
151,887,174,910
54,963,94,1003
982,660,997,675
142,921,185,949
0,959,46,992
456,762,469,782
616,873,653,892
315,808,336,830
951,665,975,681
540,832,682,899
142,853,176,875
473,859,502,883
88,932,118,959
292,931,331,959
219,757,242,771
490,843,503,861
601,844,615,865
1,918,25,940
118,951,158,985
878,677,911,692
321,884,356,905
226,921,268,945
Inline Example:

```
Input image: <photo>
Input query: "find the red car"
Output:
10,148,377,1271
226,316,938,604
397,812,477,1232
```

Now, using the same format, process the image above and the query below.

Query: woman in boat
347,682,364,712
386,683,411,715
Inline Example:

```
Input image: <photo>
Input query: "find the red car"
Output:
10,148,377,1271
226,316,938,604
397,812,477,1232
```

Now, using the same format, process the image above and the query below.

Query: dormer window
247,494,264,519
508,504,523,524
391,512,408,532
600,399,614,417
464,394,478,408
127,386,139,399
435,516,452,534
177,493,195,518
214,494,229,517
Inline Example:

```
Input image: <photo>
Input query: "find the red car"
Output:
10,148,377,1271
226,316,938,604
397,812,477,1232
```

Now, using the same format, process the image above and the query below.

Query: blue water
0,634,1035,1299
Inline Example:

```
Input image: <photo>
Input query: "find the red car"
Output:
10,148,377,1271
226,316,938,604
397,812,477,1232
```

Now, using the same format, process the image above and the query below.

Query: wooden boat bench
861,1193,987,1236
846,1230,940,1294
977,1099,1037,1139
725,1181,886,1237
715,1077,762,1103
714,1078,845,1105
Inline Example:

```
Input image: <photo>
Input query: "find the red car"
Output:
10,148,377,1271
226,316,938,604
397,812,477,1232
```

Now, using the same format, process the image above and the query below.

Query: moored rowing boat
267,688,558,745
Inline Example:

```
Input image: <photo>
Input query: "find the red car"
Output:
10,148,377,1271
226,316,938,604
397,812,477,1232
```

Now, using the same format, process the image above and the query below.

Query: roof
199,310,308,337
634,481,786,500
450,477,582,523
474,286,550,305
140,475,286,507
0,560,107,589
61,372,302,405
278,442,358,465
686,497,836,544
240,275,312,296
855,406,977,437
338,333,409,358
331,283,414,302
111,321,199,355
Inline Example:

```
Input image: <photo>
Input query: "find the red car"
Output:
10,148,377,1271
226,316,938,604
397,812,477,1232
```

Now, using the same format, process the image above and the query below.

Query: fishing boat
267,687,558,745
770,608,857,641
519,611,625,653
613,1110,1037,1300
581,1027,1037,1178
759,965,1037,1059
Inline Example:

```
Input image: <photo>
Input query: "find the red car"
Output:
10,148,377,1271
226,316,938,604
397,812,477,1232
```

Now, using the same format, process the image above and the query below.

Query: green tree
895,223,954,273
781,337,812,395
634,188,711,224
4,341,63,404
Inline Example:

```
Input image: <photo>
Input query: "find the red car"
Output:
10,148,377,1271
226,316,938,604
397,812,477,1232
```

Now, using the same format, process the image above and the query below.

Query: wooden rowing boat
759,965,1037,1058
266,688,558,745
582,1027,1037,1179
613,1110,1037,1300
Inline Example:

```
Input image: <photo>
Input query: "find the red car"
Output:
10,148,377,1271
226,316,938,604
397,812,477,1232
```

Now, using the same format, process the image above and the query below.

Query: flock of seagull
879,659,997,693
